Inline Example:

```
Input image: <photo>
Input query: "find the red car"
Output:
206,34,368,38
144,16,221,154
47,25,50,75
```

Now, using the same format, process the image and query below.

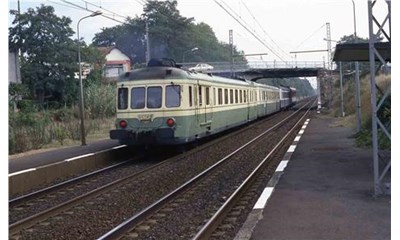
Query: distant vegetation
92,0,246,63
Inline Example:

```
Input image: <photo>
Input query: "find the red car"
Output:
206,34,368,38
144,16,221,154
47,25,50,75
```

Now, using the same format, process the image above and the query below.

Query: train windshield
166,85,181,108
147,86,162,108
131,87,145,109
118,88,128,109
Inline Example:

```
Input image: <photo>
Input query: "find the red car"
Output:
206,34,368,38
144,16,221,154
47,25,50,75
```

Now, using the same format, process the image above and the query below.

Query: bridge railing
179,60,325,72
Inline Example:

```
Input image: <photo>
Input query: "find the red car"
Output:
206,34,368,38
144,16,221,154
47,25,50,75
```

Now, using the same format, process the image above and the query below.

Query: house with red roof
98,47,131,81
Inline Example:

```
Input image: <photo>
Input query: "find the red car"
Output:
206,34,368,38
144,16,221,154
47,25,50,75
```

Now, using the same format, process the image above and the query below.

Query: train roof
119,66,279,90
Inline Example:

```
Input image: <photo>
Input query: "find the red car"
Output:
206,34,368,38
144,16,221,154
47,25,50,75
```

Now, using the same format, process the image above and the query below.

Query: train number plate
138,114,153,121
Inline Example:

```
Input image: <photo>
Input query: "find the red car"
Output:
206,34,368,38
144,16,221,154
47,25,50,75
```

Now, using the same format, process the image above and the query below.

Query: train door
194,83,200,123
245,88,250,121
204,86,213,125
197,82,213,128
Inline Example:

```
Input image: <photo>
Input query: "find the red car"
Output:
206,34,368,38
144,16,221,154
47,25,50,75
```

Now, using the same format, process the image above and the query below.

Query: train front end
109,64,191,146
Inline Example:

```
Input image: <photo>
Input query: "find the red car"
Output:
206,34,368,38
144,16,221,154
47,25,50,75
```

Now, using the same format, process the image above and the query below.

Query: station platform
236,113,391,240
8,139,121,174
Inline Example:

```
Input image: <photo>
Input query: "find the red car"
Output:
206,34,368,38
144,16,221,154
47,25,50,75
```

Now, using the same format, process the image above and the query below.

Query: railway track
9,98,315,239
98,99,316,239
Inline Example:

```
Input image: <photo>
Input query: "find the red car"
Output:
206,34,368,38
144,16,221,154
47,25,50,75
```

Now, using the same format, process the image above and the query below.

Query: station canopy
333,42,391,62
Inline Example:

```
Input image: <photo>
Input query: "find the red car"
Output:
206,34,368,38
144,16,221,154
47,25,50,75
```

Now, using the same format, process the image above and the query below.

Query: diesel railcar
110,59,294,146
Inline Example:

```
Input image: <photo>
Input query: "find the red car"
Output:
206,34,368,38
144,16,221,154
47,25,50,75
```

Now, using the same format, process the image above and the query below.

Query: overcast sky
7,0,392,64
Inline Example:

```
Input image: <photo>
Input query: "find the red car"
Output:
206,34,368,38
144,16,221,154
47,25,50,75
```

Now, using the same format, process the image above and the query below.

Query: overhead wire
214,0,287,62
46,0,83,11
80,0,129,20
292,23,326,51
240,0,292,60
219,0,287,62
60,0,126,24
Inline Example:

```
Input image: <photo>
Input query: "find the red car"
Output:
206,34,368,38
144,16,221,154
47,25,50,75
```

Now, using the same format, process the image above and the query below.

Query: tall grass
330,73,391,149
9,83,116,155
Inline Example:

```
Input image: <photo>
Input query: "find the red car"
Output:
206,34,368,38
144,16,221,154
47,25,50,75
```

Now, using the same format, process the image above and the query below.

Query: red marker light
166,118,175,127
119,120,127,128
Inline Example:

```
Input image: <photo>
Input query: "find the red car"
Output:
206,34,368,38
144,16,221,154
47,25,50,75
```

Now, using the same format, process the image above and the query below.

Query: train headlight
166,118,175,127
119,120,127,128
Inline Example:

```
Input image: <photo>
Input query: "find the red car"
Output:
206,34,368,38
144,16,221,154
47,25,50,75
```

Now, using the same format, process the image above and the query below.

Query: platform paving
237,114,391,240
9,139,121,174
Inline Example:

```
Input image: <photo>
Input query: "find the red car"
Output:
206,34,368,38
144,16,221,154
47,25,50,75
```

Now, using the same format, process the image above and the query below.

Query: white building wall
106,49,130,61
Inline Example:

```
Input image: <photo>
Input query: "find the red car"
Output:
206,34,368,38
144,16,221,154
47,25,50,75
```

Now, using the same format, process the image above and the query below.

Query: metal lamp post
351,0,362,132
77,10,102,146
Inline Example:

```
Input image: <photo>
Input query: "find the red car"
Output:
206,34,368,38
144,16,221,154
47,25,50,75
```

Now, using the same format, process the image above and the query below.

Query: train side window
244,90,247,103
235,89,238,103
239,90,242,103
230,89,233,104
147,86,162,108
131,87,145,109
198,86,203,107
189,86,193,107
206,87,210,105
166,85,181,108
218,88,222,105
224,89,228,105
118,88,128,109
213,88,216,106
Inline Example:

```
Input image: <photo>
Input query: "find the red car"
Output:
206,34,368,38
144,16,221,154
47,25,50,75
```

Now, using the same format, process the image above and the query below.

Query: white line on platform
288,145,296,152
276,160,289,172
9,168,36,177
251,119,311,211
65,153,94,162
294,136,301,142
299,129,305,134
253,187,274,209
112,145,127,150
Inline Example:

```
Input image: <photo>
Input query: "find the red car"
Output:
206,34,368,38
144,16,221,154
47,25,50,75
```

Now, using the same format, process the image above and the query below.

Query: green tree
142,0,194,60
9,5,78,107
94,19,146,62
335,34,370,79
92,0,245,64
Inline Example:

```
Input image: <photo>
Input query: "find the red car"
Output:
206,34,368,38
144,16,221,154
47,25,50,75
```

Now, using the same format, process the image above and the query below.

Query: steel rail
9,159,132,206
97,98,315,240
9,154,173,236
193,99,316,239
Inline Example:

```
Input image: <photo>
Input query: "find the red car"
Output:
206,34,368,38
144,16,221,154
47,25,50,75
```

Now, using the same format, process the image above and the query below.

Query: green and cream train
109,60,296,146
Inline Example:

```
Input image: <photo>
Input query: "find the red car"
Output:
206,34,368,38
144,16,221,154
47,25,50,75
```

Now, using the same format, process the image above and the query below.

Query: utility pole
339,62,345,117
145,20,150,63
229,30,234,78
325,23,331,70
352,0,362,132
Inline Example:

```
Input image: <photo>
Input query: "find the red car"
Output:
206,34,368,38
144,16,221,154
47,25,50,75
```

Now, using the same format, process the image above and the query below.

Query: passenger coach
110,59,282,146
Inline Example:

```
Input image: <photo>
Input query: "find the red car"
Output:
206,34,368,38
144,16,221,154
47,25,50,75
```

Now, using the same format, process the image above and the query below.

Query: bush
84,82,116,119
53,125,68,145
331,73,391,150
8,82,117,154
9,110,51,153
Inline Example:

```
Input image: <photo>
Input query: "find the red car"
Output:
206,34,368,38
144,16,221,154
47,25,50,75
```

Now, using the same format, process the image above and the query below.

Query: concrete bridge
179,60,326,79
